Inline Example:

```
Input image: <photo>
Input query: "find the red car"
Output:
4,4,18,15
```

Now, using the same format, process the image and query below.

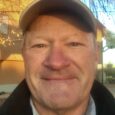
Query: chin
37,89,84,111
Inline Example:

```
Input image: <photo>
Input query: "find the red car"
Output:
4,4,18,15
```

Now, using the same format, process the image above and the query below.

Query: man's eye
32,44,48,48
67,42,81,47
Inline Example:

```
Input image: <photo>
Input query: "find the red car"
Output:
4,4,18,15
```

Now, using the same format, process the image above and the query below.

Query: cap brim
19,0,96,34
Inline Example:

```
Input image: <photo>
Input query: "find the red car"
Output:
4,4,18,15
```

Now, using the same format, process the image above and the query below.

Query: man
0,0,115,115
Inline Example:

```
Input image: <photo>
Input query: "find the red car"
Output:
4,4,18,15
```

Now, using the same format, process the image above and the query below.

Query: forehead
23,14,96,48
26,13,93,34
24,14,95,44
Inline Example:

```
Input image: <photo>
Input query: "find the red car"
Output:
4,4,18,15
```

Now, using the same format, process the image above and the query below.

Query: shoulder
91,80,115,115
0,80,32,115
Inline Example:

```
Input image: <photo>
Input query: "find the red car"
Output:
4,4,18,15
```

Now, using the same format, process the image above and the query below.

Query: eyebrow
61,33,84,42
26,31,89,43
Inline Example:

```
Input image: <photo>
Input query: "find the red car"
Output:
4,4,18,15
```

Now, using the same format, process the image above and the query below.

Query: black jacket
0,80,115,115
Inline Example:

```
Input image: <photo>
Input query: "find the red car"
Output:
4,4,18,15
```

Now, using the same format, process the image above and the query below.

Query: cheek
67,49,97,78
70,49,97,94
80,51,97,87
23,51,46,73
69,49,96,64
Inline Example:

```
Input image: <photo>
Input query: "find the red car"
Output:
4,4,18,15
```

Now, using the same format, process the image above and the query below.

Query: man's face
23,14,98,111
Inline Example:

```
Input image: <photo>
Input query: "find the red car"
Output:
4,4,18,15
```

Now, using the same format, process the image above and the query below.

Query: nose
43,47,70,70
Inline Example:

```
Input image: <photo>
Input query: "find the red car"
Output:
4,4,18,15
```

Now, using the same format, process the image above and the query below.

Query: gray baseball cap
19,0,96,35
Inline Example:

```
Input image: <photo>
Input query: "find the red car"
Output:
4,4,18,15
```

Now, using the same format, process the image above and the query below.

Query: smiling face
22,14,98,114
